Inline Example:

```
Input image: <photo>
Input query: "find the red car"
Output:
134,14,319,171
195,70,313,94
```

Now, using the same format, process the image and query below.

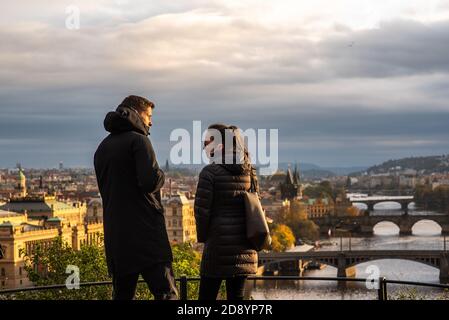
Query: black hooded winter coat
94,105,172,276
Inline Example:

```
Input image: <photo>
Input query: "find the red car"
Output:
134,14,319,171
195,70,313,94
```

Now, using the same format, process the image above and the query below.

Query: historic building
86,197,103,223
261,198,290,219
17,169,27,198
0,168,29,200
0,195,87,226
302,197,335,218
280,165,302,200
0,209,102,289
162,193,197,244
0,171,102,290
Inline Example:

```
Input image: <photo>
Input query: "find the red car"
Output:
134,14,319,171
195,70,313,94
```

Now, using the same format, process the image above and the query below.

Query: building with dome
0,207,102,289
0,170,102,290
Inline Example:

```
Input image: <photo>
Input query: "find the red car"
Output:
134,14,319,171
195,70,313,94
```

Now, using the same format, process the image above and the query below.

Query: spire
165,159,170,172
285,164,294,185
293,163,300,185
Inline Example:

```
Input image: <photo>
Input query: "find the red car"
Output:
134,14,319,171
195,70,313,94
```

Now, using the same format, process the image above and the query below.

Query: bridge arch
411,219,442,235
372,201,402,210
345,257,441,270
353,201,406,210
352,199,414,212
372,220,400,235
261,256,441,270
259,250,449,282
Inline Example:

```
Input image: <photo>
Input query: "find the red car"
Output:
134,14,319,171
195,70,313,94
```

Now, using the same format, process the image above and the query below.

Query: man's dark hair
119,95,155,113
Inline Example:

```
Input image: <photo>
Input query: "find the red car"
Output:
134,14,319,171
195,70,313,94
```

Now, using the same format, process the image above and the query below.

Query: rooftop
0,195,80,214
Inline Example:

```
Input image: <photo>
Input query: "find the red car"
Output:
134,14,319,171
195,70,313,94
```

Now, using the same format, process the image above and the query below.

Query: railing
1,276,449,300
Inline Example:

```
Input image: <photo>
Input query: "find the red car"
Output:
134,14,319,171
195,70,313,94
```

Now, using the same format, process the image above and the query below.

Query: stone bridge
259,250,449,283
311,214,449,236
349,195,414,212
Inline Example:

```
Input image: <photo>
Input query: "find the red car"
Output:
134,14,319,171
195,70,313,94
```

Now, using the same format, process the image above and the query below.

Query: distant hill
169,162,368,177
350,154,449,176
276,162,320,171
321,166,368,175
277,162,368,177
302,169,336,180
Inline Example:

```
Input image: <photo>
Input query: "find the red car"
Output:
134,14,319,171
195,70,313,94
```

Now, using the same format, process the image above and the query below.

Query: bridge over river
348,195,415,212
311,214,449,236
259,250,449,283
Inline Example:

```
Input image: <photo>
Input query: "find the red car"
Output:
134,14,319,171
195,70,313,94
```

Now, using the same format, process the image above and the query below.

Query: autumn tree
276,199,320,242
271,224,295,252
346,206,360,217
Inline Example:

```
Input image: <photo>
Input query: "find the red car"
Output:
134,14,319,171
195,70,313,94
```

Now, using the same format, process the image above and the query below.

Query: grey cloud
319,19,449,78
1,7,449,168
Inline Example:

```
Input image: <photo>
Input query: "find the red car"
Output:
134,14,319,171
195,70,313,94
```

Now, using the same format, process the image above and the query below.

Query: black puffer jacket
94,105,172,276
194,163,259,277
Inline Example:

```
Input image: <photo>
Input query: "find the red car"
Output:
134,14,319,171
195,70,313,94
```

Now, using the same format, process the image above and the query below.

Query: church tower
280,163,301,200
18,168,27,197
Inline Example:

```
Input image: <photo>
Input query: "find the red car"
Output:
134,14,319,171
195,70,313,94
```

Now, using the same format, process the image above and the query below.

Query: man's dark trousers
112,262,178,300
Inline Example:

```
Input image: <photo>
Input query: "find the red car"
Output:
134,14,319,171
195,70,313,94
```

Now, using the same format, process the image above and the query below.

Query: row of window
166,219,196,227
184,230,196,236
307,208,332,214
25,240,54,257
80,233,101,246
169,230,196,237
166,207,195,217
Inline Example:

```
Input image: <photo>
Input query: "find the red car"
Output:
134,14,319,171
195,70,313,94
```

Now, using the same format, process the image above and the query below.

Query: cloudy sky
1,0,449,169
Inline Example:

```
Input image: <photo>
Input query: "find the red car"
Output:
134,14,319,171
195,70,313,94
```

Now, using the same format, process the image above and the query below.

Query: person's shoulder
94,134,113,153
127,131,147,139
200,164,215,173
199,164,221,177
128,131,151,147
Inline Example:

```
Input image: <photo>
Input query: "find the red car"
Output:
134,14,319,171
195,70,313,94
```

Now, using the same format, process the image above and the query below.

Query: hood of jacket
103,105,150,136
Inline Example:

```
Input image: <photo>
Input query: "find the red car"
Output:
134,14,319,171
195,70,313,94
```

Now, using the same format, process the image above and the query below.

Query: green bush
0,238,204,300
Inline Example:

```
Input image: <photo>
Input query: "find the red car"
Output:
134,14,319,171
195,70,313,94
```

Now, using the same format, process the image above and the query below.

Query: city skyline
1,1,449,168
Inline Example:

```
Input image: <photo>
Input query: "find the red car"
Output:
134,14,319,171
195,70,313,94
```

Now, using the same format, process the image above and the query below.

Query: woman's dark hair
207,123,252,174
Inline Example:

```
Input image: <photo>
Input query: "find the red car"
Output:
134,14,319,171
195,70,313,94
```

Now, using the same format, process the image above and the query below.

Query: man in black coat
94,95,178,300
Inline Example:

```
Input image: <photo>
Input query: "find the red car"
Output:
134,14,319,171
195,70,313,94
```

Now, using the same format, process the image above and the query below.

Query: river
250,202,449,300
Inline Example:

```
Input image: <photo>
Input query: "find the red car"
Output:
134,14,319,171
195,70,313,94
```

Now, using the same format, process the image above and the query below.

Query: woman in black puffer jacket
194,123,259,300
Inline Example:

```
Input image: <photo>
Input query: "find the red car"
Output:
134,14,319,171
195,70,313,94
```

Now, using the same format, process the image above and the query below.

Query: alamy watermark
365,264,381,290
65,265,80,290
65,5,80,30
169,121,279,175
